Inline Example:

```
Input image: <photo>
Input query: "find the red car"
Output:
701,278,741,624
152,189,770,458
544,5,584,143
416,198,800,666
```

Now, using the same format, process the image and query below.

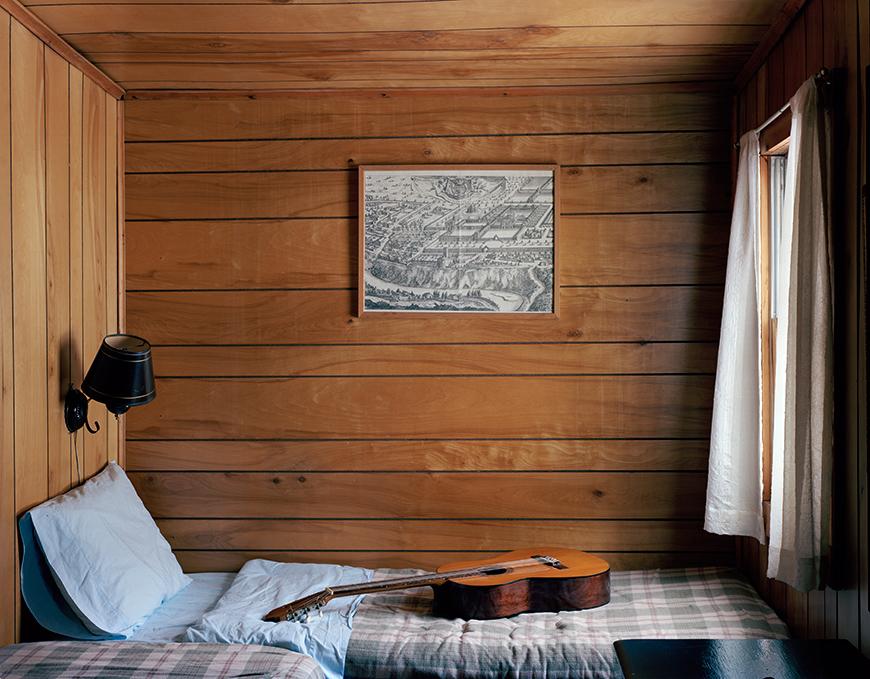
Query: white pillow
29,462,191,636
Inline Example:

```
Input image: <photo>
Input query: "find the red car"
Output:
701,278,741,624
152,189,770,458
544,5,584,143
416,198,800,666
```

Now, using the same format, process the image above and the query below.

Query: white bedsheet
130,572,234,642
184,560,372,679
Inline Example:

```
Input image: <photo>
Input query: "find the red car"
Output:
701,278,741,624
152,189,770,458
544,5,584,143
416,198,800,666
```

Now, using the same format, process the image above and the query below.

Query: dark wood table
614,639,870,679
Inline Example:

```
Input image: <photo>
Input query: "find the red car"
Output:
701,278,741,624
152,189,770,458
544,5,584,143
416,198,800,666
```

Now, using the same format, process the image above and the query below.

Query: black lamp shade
81,334,156,415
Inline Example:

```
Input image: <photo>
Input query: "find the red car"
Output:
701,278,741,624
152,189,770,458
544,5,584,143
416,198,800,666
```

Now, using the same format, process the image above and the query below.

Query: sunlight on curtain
767,78,833,591
704,131,766,544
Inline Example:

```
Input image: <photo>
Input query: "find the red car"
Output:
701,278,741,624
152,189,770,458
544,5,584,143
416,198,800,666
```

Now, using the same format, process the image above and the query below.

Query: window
768,154,787,324
758,113,791,523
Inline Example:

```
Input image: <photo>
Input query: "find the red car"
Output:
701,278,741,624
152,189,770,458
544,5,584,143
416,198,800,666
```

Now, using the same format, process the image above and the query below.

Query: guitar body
432,548,610,620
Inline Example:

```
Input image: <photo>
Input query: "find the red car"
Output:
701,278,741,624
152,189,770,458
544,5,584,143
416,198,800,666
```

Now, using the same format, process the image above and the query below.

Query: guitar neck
330,565,492,598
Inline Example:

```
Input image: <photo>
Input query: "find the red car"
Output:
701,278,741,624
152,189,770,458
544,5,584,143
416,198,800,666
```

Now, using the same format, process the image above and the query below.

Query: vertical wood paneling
756,63,768,124
805,1,824,76
857,0,870,654
11,20,47,515
735,0,869,653
44,48,71,497
766,39,785,116
783,11,807,98
0,6,15,650
0,7,123,645
82,76,107,477
833,0,861,650
68,66,82,486
116,101,125,468
105,93,118,463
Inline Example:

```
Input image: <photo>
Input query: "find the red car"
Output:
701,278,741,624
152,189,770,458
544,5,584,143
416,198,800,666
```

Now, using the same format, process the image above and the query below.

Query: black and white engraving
362,168,555,313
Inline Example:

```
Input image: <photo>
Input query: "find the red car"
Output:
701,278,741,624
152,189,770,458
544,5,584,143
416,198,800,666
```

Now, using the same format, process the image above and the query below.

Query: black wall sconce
65,334,156,434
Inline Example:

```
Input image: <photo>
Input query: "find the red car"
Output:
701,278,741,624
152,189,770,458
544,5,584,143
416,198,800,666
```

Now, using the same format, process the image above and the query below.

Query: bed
19,465,788,678
0,641,325,679
129,565,788,679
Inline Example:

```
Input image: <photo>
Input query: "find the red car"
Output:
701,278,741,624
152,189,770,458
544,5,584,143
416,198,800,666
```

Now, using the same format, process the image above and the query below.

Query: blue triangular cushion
19,512,122,641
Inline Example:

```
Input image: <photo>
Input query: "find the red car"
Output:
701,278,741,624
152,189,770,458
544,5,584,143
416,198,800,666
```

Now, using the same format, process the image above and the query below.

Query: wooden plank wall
0,5,123,645
124,83,734,573
733,0,870,650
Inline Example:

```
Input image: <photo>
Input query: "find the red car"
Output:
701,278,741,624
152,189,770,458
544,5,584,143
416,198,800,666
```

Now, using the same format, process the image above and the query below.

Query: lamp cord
72,431,82,485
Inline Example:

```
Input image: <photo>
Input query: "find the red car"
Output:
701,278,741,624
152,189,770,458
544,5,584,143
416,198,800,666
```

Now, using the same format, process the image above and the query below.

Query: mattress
0,641,324,679
132,567,788,679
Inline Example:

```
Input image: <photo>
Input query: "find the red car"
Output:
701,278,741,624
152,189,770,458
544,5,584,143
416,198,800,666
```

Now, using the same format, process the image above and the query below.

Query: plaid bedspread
345,567,789,679
0,641,324,679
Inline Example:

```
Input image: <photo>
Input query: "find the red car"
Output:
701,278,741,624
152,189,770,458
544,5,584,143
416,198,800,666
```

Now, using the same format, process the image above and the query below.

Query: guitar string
271,555,602,618
304,556,571,603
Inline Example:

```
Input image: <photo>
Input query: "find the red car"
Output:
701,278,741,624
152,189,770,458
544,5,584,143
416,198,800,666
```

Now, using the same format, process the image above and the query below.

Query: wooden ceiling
21,0,790,93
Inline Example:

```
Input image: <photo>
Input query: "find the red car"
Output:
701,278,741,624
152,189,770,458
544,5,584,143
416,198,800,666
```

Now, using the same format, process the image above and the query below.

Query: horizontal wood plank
117,75,737,92
126,439,713,472
174,549,732,573
126,165,729,220
149,342,717,377
158,518,731,552
125,132,729,173
130,471,709,519
126,218,355,290
31,1,780,35
95,46,753,66
127,287,723,344
29,0,437,3
124,91,728,141
100,54,745,88
67,26,768,57
125,213,728,290
127,375,713,439
563,214,728,286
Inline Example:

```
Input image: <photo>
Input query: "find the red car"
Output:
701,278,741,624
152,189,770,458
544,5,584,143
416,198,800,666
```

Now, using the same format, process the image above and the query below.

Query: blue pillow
27,463,191,637
19,512,122,640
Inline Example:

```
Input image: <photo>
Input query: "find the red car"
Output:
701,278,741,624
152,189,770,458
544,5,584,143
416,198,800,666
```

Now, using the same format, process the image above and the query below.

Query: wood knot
567,328,584,338
272,477,281,485
297,476,307,484
638,176,649,184
592,489,605,498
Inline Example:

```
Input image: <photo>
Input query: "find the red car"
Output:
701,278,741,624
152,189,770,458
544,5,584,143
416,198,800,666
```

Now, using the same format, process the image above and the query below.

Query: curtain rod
734,68,831,149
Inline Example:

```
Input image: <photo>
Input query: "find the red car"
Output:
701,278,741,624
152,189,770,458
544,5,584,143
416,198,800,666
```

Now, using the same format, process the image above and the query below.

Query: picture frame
358,164,560,317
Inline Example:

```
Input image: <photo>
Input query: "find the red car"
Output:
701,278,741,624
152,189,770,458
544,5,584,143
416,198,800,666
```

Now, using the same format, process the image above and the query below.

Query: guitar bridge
532,554,568,570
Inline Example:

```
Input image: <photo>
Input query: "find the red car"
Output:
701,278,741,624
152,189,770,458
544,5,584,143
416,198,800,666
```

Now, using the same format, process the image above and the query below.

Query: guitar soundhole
482,567,509,576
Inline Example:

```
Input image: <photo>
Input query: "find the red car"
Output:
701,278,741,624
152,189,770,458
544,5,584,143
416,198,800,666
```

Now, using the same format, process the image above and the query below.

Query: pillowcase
29,462,191,637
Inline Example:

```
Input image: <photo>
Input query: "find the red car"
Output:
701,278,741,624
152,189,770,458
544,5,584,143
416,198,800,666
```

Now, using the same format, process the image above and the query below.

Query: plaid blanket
0,641,324,679
345,567,789,679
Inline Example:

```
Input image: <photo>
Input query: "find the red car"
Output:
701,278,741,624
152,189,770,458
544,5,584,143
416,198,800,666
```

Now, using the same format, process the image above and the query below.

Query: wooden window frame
758,109,791,535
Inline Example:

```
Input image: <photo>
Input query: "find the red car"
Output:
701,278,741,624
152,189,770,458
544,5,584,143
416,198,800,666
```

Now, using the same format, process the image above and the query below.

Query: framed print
359,165,559,315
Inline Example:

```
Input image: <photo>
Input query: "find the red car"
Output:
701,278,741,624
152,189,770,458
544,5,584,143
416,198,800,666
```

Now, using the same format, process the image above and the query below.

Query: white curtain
767,78,833,591
704,131,766,544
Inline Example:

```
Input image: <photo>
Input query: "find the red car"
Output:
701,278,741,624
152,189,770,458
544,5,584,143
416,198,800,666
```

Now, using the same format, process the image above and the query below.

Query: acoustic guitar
263,547,610,623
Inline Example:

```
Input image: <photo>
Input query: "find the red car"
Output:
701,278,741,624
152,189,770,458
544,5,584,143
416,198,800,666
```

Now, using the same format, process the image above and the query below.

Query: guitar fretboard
329,555,563,598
